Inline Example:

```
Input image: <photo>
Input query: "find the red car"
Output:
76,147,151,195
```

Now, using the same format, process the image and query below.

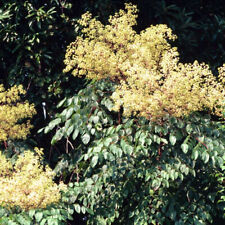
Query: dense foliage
0,1,225,224
43,4,225,224
44,80,225,224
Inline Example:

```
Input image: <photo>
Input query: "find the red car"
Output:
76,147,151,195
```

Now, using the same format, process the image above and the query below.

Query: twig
67,138,74,150
195,137,208,149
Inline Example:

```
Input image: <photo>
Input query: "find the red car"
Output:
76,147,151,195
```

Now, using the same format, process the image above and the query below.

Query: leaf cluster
44,80,225,224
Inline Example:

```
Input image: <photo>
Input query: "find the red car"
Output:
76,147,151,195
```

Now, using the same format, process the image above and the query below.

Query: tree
43,4,225,224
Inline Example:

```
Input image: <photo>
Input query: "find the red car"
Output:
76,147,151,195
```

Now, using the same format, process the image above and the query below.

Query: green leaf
180,165,186,174
35,212,43,222
170,170,175,180
66,125,74,136
145,171,151,181
66,108,74,119
86,208,94,215
117,148,123,158
48,118,61,129
181,143,189,154
47,218,59,225
106,127,115,136
37,127,44,133
28,209,35,218
65,119,72,129
190,169,196,177
40,219,47,225
44,126,51,134
104,99,114,110
91,155,98,167
74,204,81,213
17,215,31,225
81,206,86,214
184,167,189,175
217,156,224,167
201,151,209,163
92,116,99,124
211,156,216,167
186,124,193,134
104,137,112,147
153,134,161,144
120,139,127,151
177,120,185,128
73,96,79,105
67,97,73,106
125,145,133,155
82,133,90,145
160,138,168,144
90,128,96,135
57,97,66,108
51,128,64,144
169,135,176,145
179,173,184,181
72,129,79,140
192,150,198,160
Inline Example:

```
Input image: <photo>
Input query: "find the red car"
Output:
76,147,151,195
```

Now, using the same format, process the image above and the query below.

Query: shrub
43,4,225,224
45,80,225,224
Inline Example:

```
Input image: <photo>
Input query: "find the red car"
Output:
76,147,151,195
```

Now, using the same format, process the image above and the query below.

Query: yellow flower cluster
64,3,225,120
0,148,66,210
0,84,36,141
